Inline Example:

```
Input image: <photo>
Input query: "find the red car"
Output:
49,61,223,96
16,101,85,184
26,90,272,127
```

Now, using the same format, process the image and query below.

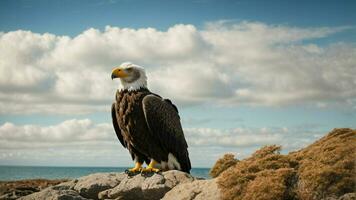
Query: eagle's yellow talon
128,162,143,173
141,167,161,173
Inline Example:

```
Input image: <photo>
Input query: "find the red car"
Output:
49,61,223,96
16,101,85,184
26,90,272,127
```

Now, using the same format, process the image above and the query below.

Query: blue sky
1,0,356,34
0,0,355,167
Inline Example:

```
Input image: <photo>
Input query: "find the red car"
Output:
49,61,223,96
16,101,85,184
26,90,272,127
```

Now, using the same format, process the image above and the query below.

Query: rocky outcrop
98,170,195,200
17,180,86,200
74,173,126,199
18,170,211,200
162,178,220,200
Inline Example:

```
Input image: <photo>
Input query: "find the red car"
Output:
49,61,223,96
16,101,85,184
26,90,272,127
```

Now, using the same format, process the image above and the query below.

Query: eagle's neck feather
120,75,148,91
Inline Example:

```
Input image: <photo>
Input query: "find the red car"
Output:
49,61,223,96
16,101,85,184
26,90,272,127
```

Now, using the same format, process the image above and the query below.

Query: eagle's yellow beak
111,67,128,79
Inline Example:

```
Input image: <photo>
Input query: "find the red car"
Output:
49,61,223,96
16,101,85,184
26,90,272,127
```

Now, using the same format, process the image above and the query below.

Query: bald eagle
111,62,191,173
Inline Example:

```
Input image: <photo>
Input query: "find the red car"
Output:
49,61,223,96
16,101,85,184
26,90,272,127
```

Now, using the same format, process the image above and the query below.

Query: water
0,166,210,181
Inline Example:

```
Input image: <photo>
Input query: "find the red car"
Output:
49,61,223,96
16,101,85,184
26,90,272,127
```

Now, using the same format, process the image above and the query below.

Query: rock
162,179,220,200
53,180,78,191
18,187,88,200
100,173,146,200
74,173,126,199
100,170,196,200
19,173,127,200
17,170,206,200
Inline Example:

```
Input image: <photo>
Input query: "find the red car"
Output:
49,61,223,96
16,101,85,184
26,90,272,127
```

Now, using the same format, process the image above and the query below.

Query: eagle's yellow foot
141,160,160,173
141,166,161,173
126,162,143,173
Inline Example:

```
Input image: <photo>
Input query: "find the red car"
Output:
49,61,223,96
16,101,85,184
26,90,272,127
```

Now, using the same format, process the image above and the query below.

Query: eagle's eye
126,67,133,72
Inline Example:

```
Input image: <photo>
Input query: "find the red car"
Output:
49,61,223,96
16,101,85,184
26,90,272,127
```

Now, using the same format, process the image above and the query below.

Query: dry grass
210,153,239,178
214,128,356,200
291,128,356,200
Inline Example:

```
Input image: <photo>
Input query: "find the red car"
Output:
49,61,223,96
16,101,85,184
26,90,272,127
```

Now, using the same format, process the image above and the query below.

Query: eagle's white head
111,62,148,91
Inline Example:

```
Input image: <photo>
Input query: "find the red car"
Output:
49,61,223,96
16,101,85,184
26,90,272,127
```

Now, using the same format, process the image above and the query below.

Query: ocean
0,166,210,181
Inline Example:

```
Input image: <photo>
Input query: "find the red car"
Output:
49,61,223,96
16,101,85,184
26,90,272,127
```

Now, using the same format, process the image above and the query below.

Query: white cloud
185,126,320,151
0,120,323,166
0,22,355,114
0,119,130,166
0,119,113,145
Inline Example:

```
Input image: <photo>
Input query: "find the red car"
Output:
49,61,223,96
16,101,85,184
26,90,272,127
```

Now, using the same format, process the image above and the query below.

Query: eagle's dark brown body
111,88,191,173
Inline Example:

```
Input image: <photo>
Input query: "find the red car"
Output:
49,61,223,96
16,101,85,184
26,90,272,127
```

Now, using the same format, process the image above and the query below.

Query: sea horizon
0,165,211,181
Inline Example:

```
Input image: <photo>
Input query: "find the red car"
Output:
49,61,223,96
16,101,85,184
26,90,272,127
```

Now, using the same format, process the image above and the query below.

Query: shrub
215,128,356,200
210,153,238,178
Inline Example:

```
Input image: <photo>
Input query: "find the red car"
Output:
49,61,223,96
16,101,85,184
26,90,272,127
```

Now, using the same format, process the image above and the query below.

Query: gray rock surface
162,178,220,200
19,170,211,200
99,170,195,200
74,173,126,199
18,187,88,200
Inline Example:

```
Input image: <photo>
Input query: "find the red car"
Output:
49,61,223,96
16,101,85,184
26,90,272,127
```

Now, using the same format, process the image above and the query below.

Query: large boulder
99,170,195,200
162,179,220,200
19,181,87,200
74,173,126,199
19,173,126,200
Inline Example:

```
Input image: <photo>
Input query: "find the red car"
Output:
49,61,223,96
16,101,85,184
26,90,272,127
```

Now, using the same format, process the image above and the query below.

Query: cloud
0,119,324,166
0,119,316,150
0,22,355,114
0,119,113,146
0,119,130,166
185,126,322,151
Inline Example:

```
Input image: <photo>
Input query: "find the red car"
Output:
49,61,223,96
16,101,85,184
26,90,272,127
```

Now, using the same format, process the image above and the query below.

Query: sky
0,0,355,168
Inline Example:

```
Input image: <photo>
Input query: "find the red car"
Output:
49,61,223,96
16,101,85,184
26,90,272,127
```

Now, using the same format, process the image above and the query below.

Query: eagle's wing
142,95,191,173
111,103,126,148
112,102,150,164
